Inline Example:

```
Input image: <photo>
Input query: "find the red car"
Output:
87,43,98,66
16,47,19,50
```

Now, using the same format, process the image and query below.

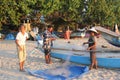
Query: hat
88,27,98,33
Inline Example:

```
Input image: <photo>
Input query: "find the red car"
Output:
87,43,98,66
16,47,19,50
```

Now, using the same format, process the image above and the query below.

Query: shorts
17,45,27,62
44,49,51,55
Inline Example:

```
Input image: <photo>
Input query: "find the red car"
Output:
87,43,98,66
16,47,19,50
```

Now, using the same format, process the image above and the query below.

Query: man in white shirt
15,24,28,72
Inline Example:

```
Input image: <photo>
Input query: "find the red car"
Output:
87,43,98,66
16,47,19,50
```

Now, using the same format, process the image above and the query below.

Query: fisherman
15,24,29,71
43,25,55,64
83,27,98,70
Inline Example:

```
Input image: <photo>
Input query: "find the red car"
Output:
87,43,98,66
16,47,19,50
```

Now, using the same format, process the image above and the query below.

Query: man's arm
26,33,29,40
15,40,22,50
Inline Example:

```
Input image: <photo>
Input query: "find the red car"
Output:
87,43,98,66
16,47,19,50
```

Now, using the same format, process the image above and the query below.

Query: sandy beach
0,37,120,80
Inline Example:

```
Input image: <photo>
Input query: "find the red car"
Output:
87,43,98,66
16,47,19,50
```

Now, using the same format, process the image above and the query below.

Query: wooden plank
51,47,120,53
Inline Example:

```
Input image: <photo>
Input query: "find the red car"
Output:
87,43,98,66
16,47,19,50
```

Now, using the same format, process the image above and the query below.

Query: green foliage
0,0,32,28
0,0,120,29
85,0,120,27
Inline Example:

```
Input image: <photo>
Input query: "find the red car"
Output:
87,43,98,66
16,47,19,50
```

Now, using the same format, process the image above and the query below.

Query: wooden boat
95,27,120,47
50,49,120,69
70,28,86,38
38,28,120,68
38,44,120,69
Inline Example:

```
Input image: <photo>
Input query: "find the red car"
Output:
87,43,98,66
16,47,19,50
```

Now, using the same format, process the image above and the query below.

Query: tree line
0,0,120,30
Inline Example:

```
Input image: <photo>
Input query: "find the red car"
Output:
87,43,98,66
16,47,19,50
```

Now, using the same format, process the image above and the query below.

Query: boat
95,27,120,47
38,42,120,69
50,48,120,68
38,26,120,68
70,28,86,38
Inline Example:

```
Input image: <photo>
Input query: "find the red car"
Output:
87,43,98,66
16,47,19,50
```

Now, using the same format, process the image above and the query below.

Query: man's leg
45,55,49,64
22,45,26,70
19,61,26,71
18,49,24,71
48,53,52,64
19,62,23,71
22,61,25,70
19,45,26,71
45,50,49,63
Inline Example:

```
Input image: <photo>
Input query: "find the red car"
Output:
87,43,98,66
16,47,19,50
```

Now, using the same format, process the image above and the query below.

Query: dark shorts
44,49,51,55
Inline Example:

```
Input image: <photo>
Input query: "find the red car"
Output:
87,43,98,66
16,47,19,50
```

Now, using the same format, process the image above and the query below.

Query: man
43,25,55,64
15,24,28,71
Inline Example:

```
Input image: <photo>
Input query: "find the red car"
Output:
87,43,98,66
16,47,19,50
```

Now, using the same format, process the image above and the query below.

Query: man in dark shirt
43,25,55,64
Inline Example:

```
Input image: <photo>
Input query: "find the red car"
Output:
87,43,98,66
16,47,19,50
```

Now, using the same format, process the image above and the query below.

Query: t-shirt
43,30,52,50
16,32,28,45
43,30,52,42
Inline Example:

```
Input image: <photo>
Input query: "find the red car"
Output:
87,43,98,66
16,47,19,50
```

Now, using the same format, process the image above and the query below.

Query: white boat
95,27,120,47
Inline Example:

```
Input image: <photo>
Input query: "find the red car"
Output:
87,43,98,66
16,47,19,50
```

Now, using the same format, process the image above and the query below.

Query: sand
0,37,120,80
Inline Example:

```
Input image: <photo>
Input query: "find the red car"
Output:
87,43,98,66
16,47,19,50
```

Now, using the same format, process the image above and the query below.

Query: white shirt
16,32,28,45
33,27,39,35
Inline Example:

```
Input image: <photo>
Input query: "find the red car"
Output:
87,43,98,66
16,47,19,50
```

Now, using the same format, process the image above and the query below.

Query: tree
110,0,120,25
84,0,120,27
0,0,33,29
0,0,119,30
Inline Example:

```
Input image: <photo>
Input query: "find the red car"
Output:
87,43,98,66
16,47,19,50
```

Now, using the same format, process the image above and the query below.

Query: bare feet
20,69,25,72
89,66,93,70
46,61,49,64
68,41,70,43
49,61,52,64
95,66,98,70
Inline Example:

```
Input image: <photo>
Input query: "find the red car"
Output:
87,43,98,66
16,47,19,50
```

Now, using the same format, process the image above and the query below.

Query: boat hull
95,27,120,47
101,32,120,47
51,52,120,68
